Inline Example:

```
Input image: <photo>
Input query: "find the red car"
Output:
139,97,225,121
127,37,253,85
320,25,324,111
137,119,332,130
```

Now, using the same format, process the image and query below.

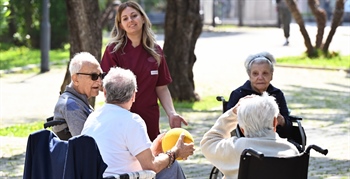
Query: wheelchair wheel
209,166,224,179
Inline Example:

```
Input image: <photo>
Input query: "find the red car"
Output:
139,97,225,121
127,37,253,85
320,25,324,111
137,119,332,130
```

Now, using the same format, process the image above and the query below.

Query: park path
0,22,349,178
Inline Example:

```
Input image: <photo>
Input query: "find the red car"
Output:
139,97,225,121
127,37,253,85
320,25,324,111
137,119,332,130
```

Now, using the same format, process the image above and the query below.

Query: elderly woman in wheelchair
205,52,311,179
201,93,300,179
226,51,292,139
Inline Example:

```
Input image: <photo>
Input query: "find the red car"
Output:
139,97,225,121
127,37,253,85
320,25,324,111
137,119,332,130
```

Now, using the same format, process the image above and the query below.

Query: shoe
283,41,289,46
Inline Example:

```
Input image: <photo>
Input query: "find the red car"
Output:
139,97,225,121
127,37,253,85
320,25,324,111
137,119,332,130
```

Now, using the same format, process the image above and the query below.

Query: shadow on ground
308,156,350,178
0,152,25,178
283,85,349,125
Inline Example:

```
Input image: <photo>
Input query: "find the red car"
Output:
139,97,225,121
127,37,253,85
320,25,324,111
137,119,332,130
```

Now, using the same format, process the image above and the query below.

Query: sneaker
283,41,289,46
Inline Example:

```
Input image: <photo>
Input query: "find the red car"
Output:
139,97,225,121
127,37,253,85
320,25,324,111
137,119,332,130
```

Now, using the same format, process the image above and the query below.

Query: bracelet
165,150,175,168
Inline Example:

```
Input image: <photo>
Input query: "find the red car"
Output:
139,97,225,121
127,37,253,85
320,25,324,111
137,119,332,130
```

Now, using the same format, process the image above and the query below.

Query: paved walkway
0,23,349,178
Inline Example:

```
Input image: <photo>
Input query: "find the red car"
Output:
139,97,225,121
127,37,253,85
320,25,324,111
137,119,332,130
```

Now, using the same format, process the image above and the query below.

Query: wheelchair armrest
43,120,66,128
107,170,156,179
290,117,306,152
216,96,229,113
241,148,264,160
289,115,302,121
295,120,306,152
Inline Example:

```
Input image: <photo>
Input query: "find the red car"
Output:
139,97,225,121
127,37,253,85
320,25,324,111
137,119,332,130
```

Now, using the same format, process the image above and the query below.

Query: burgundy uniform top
101,39,172,141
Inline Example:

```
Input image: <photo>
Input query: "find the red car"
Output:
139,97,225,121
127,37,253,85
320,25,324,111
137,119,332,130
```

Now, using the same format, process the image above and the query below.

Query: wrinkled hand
232,95,257,114
277,113,285,127
172,132,195,160
169,114,188,128
151,133,165,156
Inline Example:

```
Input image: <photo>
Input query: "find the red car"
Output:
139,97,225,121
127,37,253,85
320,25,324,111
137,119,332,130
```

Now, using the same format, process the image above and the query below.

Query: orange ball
161,128,194,160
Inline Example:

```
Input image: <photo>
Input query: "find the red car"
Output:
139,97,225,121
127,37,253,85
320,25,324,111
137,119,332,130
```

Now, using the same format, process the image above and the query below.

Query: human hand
277,113,285,126
151,133,165,156
232,95,257,114
172,132,195,160
169,114,188,128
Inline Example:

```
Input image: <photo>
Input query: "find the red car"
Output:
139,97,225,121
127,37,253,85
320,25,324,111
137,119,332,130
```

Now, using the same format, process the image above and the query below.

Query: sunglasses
76,72,106,81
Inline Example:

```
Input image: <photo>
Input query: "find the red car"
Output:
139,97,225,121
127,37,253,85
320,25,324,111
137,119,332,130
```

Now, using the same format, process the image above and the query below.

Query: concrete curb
276,64,350,73
0,60,68,76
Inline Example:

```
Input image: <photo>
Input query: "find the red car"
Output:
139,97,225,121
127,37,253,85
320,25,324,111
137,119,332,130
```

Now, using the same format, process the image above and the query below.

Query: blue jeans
156,161,186,179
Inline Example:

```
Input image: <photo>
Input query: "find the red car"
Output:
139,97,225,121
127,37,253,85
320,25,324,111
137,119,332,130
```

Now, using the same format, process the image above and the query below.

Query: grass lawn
0,45,70,70
277,55,350,69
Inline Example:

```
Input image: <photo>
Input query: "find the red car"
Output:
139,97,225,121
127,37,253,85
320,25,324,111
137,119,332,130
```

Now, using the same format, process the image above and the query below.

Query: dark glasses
76,72,106,81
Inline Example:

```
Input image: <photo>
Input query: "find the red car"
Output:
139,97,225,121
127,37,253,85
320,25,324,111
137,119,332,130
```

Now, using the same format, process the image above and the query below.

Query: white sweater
200,109,299,179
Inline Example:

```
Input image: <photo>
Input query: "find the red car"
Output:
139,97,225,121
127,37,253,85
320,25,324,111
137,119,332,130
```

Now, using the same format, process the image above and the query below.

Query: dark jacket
227,80,292,138
63,135,107,179
23,129,68,179
23,129,107,179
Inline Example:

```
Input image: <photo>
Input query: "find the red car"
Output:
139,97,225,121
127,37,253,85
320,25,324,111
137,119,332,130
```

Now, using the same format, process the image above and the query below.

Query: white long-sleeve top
200,109,299,179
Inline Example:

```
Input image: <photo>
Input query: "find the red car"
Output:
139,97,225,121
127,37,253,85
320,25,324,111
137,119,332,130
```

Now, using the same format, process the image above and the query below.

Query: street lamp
40,0,50,73
212,0,216,27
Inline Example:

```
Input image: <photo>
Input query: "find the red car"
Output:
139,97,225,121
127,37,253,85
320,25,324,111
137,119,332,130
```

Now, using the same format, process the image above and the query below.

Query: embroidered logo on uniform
150,70,158,75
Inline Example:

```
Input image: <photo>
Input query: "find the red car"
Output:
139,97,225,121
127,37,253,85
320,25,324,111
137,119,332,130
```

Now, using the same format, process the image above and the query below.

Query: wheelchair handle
216,96,226,102
46,116,54,122
242,148,264,160
306,144,328,155
43,120,66,128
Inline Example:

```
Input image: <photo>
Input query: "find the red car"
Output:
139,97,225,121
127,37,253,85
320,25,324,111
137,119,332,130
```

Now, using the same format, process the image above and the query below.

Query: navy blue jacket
64,135,107,179
23,129,107,179
227,80,292,138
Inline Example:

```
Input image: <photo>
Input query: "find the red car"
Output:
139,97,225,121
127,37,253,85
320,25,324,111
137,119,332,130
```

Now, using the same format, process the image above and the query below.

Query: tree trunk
163,0,203,102
285,0,316,57
323,0,344,54
307,0,327,48
100,0,115,29
61,0,102,107
238,0,244,26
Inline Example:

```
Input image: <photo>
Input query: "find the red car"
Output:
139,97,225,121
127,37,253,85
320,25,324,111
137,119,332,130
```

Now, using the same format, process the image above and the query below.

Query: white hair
244,51,276,75
237,92,279,137
69,52,99,75
103,67,137,104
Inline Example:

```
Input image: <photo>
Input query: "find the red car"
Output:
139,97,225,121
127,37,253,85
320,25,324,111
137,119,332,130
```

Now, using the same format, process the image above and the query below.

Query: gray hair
103,67,137,104
237,92,279,138
244,51,276,75
69,52,99,76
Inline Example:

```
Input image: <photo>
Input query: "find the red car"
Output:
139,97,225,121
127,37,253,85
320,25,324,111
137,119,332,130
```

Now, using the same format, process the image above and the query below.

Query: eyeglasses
76,72,106,81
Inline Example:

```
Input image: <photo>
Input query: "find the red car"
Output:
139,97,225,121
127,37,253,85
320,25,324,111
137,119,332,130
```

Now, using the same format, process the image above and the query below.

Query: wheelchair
24,129,156,179
209,96,307,179
237,145,328,179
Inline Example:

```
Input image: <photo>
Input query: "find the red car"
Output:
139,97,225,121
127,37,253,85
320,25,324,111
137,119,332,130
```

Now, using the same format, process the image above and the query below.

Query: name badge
150,70,158,75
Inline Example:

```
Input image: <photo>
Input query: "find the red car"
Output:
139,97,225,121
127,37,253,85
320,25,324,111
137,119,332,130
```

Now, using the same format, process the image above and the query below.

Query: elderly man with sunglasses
52,52,105,140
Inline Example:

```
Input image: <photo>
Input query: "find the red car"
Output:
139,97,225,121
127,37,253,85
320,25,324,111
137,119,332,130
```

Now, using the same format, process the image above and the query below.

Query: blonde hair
107,1,161,65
